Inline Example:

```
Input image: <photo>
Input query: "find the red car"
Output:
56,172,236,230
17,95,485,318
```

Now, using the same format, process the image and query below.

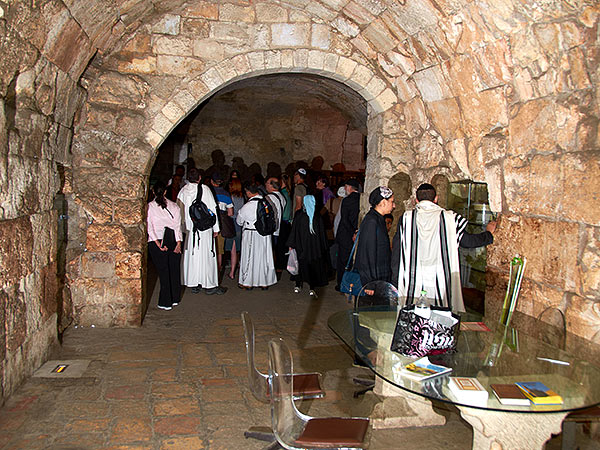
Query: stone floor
0,270,598,449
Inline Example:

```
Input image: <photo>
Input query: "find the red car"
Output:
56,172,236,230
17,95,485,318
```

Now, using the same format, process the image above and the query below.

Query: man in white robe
391,183,496,312
177,168,227,295
236,182,277,289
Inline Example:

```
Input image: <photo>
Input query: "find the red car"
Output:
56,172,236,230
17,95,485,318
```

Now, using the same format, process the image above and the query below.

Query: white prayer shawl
236,195,277,287
265,191,285,237
177,183,220,289
397,201,467,312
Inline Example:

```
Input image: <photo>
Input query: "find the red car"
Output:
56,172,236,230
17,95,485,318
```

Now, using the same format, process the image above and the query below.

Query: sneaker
309,290,318,299
205,286,227,295
172,302,179,306
157,305,172,311
191,286,202,294
294,287,301,294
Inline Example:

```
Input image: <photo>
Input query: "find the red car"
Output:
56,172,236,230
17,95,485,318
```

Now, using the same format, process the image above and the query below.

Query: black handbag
162,227,177,251
340,231,363,296
218,210,236,238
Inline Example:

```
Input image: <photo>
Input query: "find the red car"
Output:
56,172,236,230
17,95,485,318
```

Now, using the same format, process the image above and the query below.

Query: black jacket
335,191,360,248
355,208,391,286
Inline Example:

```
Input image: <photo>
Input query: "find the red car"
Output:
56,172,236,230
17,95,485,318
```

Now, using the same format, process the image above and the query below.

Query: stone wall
184,84,366,173
0,1,90,403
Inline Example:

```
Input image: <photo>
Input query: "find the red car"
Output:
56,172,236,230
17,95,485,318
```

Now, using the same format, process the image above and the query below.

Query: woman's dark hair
243,181,260,195
317,176,329,187
153,181,168,209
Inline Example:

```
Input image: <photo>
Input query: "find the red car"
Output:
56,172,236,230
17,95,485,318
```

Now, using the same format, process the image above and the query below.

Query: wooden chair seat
295,417,369,448
292,373,324,397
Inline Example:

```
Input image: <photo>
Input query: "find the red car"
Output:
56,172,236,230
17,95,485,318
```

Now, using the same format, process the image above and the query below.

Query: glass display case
447,180,495,293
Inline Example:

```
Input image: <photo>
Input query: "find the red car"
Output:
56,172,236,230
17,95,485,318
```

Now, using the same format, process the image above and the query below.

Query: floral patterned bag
390,304,461,357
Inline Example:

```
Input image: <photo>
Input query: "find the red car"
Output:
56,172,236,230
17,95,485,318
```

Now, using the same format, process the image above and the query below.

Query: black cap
211,172,223,182
345,178,360,190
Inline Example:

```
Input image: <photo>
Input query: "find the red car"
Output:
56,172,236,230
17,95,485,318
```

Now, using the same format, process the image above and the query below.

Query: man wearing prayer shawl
391,183,497,312
354,186,396,288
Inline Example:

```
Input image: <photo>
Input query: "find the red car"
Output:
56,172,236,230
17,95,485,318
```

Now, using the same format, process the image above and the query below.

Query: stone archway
70,48,397,327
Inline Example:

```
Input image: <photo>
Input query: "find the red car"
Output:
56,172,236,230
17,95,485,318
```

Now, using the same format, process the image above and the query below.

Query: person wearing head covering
334,178,361,290
292,168,310,214
391,183,497,312
287,195,330,298
354,186,396,288
236,182,277,290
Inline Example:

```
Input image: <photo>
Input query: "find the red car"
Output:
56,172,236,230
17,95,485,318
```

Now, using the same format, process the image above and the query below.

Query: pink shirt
147,199,183,242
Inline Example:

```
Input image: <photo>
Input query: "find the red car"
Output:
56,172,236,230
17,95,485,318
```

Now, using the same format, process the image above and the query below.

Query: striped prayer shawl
397,201,467,312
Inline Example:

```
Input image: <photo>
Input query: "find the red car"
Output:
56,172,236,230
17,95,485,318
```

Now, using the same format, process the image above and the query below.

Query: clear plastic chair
352,281,399,397
269,337,369,450
242,312,325,447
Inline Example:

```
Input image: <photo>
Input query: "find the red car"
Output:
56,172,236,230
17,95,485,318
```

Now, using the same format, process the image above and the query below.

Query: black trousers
275,220,292,271
149,242,181,307
336,242,352,287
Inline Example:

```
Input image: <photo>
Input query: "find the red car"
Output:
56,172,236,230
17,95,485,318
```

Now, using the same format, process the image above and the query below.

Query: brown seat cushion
295,417,369,448
293,373,324,397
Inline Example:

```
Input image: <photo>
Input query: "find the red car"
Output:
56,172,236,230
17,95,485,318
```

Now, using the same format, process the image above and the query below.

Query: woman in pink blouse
147,181,183,310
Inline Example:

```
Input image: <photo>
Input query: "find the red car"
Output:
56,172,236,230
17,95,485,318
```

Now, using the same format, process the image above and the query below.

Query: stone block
116,252,142,279
156,55,205,76
560,152,600,225
403,97,428,138
44,17,92,74
427,97,462,142
256,3,287,22
581,226,600,298
210,23,250,43
311,23,330,50
122,33,152,53
75,167,145,199
81,252,115,279
271,23,310,47
114,199,145,226
343,1,374,26
200,67,225,91
307,50,325,71
565,294,600,340
73,195,113,224
153,36,193,56
0,216,33,288
88,72,150,110
30,211,56,270
509,98,557,155
193,39,225,61
183,2,219,19
487,215,580,292
395,74,418,102
147,129,164,148
219,4,255,22
5,286,26,353
460,88,508,137
412,65,452,102
124,225,147,253
116,55,158,75
86,224,129,252
363,19,396,54
182,18,210,37
40,262,58,321
323,53,339,73
152,14,180,35
331,17,360,38
306,1,336,21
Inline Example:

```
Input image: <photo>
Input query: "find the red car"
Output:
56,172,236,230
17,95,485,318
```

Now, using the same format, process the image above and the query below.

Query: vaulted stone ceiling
1,0,598,404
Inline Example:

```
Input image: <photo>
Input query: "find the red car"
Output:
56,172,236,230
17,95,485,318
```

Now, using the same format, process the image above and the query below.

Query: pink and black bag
390,304,460,357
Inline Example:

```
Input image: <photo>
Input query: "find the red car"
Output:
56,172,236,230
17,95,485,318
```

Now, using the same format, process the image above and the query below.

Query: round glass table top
328,307,600,413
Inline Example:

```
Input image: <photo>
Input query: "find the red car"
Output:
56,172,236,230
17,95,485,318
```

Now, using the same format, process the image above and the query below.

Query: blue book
515,382,563,405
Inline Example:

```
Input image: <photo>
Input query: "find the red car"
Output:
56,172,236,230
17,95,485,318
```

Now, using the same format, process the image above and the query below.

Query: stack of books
515,382,563,405
448,377,489,405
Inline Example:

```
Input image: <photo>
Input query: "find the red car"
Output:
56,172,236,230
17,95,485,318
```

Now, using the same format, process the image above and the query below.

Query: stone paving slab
0,271,591,449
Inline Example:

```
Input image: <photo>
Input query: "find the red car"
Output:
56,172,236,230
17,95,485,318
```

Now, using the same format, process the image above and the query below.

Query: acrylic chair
269,337,369,450
242,312,325,447
352,281,400,397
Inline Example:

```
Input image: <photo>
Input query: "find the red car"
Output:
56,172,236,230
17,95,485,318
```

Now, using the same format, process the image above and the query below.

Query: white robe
177,183,220,289
236,196,277,287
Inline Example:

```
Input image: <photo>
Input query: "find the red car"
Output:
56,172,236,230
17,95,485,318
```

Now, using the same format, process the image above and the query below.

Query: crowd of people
147,162,497,312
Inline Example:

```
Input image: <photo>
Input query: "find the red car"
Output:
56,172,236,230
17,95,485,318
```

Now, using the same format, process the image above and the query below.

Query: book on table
460,322,491,332
400,357,452,381
515,382,563,405
448,377,489,405
490,384,531,406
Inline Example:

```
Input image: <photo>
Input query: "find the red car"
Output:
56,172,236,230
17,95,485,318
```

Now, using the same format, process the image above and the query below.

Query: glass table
328,307,600,450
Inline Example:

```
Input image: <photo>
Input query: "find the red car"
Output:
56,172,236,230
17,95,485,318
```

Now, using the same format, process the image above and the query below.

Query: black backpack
189,184,217,234
251,197,277,236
